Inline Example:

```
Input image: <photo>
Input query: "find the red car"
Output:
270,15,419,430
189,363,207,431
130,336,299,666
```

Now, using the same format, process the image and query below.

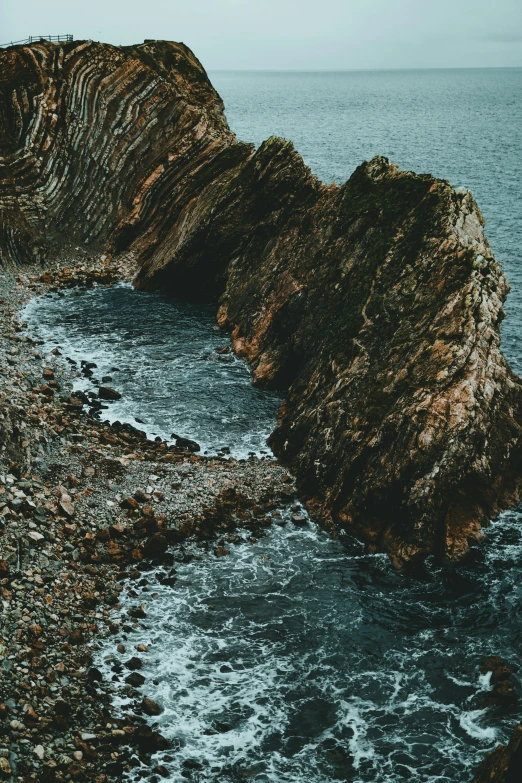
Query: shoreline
0,255,296,782
1,254,520,783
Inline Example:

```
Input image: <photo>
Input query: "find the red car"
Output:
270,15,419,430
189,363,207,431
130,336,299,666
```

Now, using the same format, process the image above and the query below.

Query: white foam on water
94,515,513,783
459,711,497,742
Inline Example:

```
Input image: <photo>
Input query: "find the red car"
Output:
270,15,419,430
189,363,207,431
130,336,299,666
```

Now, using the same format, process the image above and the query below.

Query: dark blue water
28,70,522,782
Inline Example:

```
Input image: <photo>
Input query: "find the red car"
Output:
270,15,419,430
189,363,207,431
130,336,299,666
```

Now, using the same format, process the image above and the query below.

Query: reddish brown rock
120,497,140,511
69,628,85,645
480,656,512,683
142,532,168,558
59,498,75,518
473,724,522,783
4,39,520,567
136,144,522,568
142,696,164,716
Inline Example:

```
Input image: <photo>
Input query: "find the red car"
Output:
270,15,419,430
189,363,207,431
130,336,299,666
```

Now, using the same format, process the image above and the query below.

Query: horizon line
208,65,522,72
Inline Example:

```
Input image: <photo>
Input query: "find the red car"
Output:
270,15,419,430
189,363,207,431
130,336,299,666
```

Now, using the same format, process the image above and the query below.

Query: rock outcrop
2,39,522,567
0,38,236,264
473,724,522,783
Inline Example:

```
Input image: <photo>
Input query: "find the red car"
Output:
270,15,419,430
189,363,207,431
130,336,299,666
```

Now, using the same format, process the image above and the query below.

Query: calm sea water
27,70,522,782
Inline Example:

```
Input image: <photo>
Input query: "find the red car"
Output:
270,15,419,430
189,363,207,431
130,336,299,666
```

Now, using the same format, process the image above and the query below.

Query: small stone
98,386,121,400
121,497,139,511
59,499,75,518
28,530,44,542
142,697,164,716
0,757,11,775
69,628,85,645
54,699,72,716
291,513,307,526
34,744,45,760
124,656,143,671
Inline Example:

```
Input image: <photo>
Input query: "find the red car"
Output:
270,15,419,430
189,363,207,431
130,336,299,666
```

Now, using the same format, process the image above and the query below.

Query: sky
2,0,522,70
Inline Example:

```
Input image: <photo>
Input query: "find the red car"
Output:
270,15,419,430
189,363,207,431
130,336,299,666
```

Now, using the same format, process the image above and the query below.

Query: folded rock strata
2,39,522,567
0,38,235,264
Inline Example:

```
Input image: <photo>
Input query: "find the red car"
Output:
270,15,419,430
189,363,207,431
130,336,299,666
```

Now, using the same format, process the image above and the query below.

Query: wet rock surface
473,724,522,783
0,259,295,781
135,140,522,569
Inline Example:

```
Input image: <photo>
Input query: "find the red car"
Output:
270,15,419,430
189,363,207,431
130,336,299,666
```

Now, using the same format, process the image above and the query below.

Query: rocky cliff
2,39,522,567
0,38,236,264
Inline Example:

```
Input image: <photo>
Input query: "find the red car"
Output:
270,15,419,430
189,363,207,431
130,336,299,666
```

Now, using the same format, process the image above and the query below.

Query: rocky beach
0,253,298,781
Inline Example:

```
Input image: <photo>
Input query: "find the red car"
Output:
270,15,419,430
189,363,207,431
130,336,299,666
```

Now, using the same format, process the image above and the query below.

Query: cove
23,282,522,783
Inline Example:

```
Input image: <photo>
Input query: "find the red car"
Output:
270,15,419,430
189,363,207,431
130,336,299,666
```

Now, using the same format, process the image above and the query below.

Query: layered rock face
2,39,522,566
0,38,237,264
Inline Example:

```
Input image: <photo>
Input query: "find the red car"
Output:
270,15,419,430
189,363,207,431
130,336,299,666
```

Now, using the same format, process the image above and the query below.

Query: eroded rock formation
473,724,522,783
134,142,522,566
2,39,522,568
0,38,236,264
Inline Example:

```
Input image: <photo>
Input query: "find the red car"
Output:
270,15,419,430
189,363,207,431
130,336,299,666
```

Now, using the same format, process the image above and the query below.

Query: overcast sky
2,0,522,70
